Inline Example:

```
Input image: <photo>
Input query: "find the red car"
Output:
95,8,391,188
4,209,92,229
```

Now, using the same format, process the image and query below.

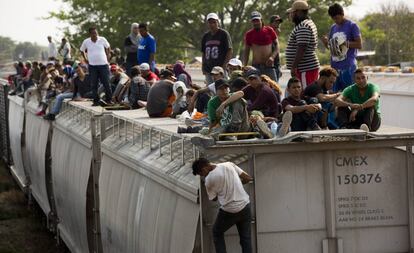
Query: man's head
25,61,32,69
231,77,248,92
186,89,195,104
47,36,52,43
227,58,243,74
192,158,211,177
251,11,263,30
269,15,283,30
354,68,368,89
110,64,121,76
89,27,98,40
328,3,345,25
138,23,148,37
246,68,261,88
130,65,141,77
139,63,150,77
76,65,87,76
206,13,219,32
319,67,338,90
131,23,139,35
215,79,230,101
61,37,67,44
210,66,225,81
33,61,39,68
287,77,302,98
287,1,309,24
159,69,176,82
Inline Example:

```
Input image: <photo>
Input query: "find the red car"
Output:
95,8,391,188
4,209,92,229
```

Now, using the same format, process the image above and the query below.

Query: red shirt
144,71,159,82
245,26,277,46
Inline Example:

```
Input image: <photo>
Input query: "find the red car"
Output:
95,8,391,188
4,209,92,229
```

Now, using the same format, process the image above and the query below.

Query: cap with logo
251,11,262,20
159,69,174,78
245,68,260,79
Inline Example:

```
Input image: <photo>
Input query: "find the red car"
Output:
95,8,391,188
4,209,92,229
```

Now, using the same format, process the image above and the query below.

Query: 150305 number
337,173,382,185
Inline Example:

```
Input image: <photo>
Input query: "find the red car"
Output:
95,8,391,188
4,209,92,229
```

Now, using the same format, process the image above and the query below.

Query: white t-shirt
207,82,216,94
60,42,71,59
205,162,250,213
80,36,110,66
48,42,57,58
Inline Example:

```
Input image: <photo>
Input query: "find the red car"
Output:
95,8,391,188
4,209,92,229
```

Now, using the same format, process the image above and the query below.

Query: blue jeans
88,64,112,103
333,64,357,92
213,203,252,253
51,92,73,115
253,64,278,82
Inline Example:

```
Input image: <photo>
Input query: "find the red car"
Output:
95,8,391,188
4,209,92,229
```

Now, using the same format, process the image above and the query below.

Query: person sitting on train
303,67,341,129
281,77,322,131
335,68,381,131
110,64,131,104
128,65,150,109
146,69,176,118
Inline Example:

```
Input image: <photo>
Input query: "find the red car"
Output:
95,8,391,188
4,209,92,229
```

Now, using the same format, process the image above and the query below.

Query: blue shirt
329,20,361,70
137,34,156,71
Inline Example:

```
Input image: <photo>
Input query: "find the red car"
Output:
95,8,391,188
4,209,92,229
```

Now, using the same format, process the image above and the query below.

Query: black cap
159,69,174,78
215,79,230,90
245,68,260,79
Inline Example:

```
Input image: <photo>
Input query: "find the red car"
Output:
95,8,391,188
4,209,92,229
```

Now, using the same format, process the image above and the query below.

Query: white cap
139,63,150,71
211,66,224,75
228,58,243,67
206,13,219,21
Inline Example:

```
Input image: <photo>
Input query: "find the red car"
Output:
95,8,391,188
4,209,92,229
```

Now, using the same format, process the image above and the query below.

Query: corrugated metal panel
99,154,199,253
51,127,92,253
0,82,11,163
8,95,28,187
25,111,50,214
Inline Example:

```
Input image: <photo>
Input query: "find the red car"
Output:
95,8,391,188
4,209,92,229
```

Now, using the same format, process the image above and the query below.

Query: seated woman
172,81,189,117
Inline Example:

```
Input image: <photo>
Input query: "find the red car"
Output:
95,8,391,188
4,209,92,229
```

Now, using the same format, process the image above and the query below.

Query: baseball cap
228,58,243,67
270,15,283,23
206,13,219,21
215,79,230,90
211,66,224,75
159,69,174,78
138,63,150,71
251,11,262,20
287,1,310,13
245,68,260,79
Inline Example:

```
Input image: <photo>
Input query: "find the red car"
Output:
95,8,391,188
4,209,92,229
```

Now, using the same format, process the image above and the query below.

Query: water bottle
270,122,278,136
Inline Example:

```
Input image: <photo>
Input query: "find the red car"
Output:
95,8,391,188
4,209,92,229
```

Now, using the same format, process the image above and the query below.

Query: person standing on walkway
192,158,253,253
124,23,141,76
47,36,57,60
243,11,279,82
201,13,233,85
80,27,112,106
321,3,362,92
269,15,283,81
138,23,156,72
285,1,320,88
58,38,71,63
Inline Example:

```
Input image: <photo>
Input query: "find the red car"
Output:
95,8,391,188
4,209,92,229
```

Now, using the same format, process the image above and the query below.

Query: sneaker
36,110,45,116
360,123,369,132
43,113,55,121
307,124,322,131
256,119,273,139
277,111,292,137
9,91,17,96
177,126,188,134
91,101,100,107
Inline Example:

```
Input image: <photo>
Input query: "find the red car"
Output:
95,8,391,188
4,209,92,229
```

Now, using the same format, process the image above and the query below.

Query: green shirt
207,94,234,125
342,83,380,115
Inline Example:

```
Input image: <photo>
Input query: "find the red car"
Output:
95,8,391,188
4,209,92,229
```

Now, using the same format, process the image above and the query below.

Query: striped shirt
285,19,320,72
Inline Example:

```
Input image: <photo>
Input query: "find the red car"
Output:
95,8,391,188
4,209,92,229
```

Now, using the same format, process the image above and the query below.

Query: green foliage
359,2,414,65
0,36,16,63
13,42,43,61
49,0,352,64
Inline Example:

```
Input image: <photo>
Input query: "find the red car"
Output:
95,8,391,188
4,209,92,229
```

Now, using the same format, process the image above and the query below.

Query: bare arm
243,45,250,66
361,91,379,109
348,36,362,49
291,44,306,75
216,91,244,118
81,51,88,63
316,93,340,103
239,172,253,185
223,48,233,69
